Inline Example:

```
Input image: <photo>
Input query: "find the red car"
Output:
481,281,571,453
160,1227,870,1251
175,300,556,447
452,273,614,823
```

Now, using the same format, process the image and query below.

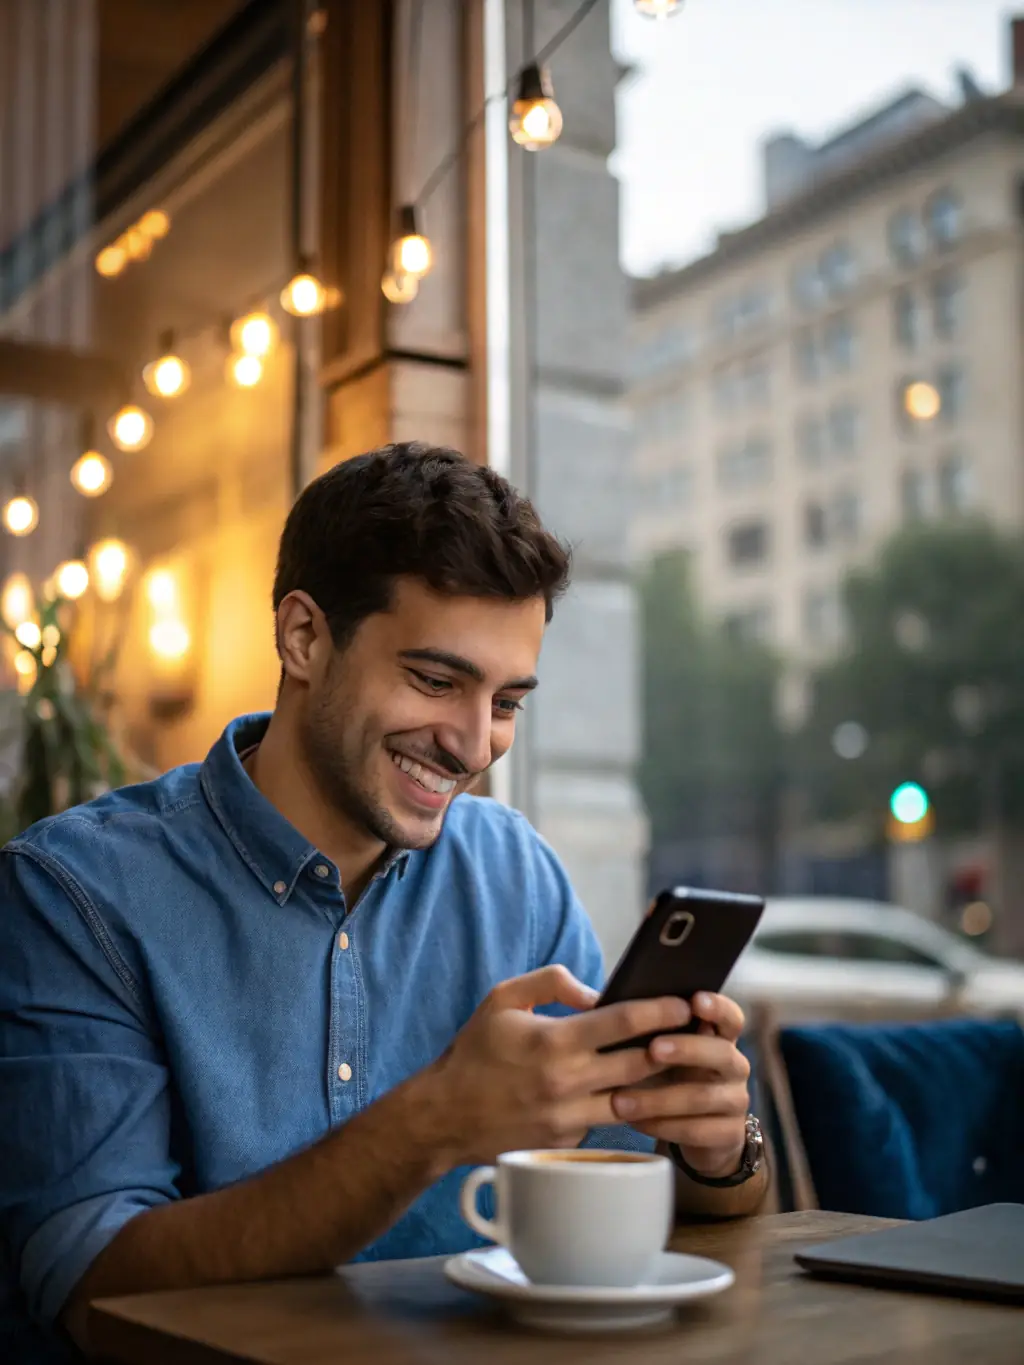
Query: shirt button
273,880,287,896
314,864,330,879
338,1062,352,1082
338,932,349,950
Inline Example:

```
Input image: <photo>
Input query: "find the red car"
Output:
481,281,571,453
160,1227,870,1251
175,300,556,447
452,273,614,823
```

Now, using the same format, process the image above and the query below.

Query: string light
3,495,39,537
145,570,178,611
149,619,191,662
95,245,127,278
634,0,684,15
280,270,327,317
381,268,420,305
70,451,113,497
227,353,263,388
55,560,90,601
904,381,941,421
109,404,154,452
143,333,190,399
89,539,131,602
390,206,433,280
138,209,170,239
14,650,36,692
230,311,277,357
509,64,563,150
15,621,41,650
124,227,152,262
1,574,34,629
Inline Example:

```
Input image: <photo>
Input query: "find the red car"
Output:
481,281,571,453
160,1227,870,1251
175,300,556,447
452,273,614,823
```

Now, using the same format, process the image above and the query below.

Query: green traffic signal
890,782,929,825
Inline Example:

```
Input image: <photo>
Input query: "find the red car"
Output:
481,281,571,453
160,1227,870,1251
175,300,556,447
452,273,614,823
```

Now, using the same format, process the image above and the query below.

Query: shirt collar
200,713,409,905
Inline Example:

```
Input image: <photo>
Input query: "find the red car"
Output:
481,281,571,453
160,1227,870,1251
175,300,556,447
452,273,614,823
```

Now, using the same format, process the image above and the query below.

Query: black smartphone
596,886,765,1052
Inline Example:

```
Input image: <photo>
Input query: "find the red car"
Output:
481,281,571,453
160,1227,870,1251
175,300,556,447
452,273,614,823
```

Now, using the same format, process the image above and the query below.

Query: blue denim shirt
0,714,649,1360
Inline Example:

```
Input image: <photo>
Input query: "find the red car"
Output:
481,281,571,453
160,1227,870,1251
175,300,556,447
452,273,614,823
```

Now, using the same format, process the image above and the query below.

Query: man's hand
424,966,690,1165
609,992,750,1179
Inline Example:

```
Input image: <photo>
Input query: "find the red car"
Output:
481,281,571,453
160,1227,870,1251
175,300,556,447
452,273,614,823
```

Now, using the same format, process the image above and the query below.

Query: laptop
795,1204,1024,1304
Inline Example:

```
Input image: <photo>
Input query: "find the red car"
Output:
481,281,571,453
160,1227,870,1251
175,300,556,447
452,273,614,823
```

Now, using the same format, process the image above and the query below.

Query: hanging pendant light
509,64,563,151
389,206,433,280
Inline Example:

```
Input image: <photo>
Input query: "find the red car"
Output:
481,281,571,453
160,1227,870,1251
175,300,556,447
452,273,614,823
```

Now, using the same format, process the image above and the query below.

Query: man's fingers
611,1078,749,1123
491,965,599,1013
689,992,745,1042
629,1116,747,1149
648,1032,750,1078
568,995,691,1052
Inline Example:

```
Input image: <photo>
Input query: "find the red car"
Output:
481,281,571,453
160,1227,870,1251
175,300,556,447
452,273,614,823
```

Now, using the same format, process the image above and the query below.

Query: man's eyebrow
399,648,539,692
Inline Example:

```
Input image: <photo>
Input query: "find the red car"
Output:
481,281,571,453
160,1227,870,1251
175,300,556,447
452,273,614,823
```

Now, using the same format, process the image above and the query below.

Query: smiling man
0,444,765,1362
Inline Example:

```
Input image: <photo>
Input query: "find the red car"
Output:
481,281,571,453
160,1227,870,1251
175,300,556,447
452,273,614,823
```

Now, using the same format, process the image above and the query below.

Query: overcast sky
613,0,1018,277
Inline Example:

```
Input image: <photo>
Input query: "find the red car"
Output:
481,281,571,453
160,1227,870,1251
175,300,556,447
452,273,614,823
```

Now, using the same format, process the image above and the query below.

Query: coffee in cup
459,1148,674,1287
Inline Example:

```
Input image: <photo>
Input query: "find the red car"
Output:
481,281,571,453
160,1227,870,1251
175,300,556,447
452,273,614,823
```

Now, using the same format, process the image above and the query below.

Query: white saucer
444,1246,735,1333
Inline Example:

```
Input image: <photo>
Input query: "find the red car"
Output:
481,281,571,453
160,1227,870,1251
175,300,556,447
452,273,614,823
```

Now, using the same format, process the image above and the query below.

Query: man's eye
494,697,524,716
411,671,451,694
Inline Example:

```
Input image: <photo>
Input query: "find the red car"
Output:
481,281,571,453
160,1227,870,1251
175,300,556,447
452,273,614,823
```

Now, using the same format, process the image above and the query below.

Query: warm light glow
70,451,113,497
89,538,130,603
109,405,153,452
41,644,57,668
904,380,941,421
95,245,127,277
634,0,684,15
280,273,326,317
3,495,39,537
397,232,432,277
509,65,563,151
55,560,89,601
381,268,419,305
41,623,60,650
145,570,178,612
124,228,152,261
138,209,170,239
15,621,41,649
961,901,993,937
227,352,263,388
143,352,190,399
148,618,191,662
1,573,33,628
230,311,277,357
14,650,37,691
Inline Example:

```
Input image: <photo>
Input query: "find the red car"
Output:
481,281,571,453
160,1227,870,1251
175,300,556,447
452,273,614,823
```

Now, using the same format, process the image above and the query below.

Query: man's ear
276,590,330,684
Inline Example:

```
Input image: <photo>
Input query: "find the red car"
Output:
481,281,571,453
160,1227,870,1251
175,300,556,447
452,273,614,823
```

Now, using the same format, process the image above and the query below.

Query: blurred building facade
629,75,1024,663
0,0,644,964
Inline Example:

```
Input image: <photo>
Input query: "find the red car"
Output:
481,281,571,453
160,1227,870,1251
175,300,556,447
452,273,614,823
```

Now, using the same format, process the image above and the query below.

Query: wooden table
90,1211,1023,1365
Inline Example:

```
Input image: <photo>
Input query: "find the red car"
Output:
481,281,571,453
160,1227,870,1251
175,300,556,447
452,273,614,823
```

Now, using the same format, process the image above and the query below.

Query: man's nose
436,701,493,777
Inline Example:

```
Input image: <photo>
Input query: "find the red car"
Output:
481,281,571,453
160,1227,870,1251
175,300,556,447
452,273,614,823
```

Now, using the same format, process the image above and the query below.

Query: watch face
745,1114,764,1172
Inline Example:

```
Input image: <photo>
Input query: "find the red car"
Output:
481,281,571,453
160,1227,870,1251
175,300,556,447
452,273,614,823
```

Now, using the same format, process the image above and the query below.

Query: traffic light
887,782,933,842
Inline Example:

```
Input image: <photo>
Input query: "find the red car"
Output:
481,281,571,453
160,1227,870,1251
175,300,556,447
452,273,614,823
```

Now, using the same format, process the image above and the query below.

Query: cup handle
460,1165,504,1243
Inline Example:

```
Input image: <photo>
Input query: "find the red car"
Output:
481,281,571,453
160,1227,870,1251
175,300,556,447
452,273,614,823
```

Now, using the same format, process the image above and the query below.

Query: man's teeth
391,752,456,794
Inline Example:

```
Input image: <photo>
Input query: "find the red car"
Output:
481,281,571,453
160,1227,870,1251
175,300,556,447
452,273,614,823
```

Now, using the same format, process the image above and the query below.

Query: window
823,314,856,372
797,413,826,467
803,585,843,645
742,356,771,407
631,325,698,380
926,188,963,249
889,208,925,266
712,364,740,413
832,488,862,542
893,288,922,350
828,401,861,458
637,391,688,444
792,262,825,311
723,603,773,644
938,450,973,514
804,501,827,549
830,933,944,968
932,269,964,340
793,329,820,382
937,364,966,423
901,466,929,522
718,437,772,490
820,242,857,296
727,520,770,567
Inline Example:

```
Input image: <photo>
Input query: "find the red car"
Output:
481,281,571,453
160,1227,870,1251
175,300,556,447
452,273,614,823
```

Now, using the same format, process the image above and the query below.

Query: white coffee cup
459,1148,674,1288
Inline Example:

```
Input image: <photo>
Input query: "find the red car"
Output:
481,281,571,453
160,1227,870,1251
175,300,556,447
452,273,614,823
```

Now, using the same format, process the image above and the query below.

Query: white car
727,896,1024,1023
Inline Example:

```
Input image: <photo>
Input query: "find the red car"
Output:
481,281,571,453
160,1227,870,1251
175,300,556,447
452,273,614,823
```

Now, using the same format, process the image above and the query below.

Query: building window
931,269,964,340
718,436,772,490
636,390,689,444
727,520,770,567
893,288,922,350
889,208,925,266
631,324,698,380
793,329,820,382
828,401,861,458
797,413,826,467
823,314,857,372
804,501,828,549
926,188,963,249
937,363,966,423
938,450,973,513
742,355,771,407
723,603,773,644
792,262,825,311
901,467,929,522
804,585,843,646
820,241,857,295
712,365,740,413
832,488,862,542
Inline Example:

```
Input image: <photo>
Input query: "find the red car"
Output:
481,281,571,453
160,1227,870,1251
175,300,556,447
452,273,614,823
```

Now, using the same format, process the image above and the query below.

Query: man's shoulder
439,793,542,857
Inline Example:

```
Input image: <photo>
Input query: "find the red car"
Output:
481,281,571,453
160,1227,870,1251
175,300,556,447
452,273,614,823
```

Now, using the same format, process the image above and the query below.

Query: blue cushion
779,1019,1024,1220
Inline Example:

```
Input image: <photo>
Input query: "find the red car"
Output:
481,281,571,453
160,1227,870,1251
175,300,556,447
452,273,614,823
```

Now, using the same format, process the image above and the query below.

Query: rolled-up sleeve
0,847,179,1326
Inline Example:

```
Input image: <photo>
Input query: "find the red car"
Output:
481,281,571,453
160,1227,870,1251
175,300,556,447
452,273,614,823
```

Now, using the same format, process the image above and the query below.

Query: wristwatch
668,1113,764,1188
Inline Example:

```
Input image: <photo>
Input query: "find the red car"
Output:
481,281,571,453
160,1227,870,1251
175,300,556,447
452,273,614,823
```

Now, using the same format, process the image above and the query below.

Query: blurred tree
638,551,782,866
800,522,1024,836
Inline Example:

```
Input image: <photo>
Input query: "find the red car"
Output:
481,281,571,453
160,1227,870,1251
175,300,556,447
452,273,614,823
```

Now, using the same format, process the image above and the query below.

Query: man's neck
243,711,387,905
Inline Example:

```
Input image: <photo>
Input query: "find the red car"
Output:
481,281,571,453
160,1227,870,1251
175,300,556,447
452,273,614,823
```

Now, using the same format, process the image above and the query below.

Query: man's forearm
656,1141,770,1221
64,1069,452,1353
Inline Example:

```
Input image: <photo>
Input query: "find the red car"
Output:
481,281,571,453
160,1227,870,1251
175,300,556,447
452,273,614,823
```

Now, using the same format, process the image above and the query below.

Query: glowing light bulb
138,209,170,239
1,573,33,628
89,538,130,602
55,560,89,601
143,342,190,399
95,244,127,277
70,451,113,497
14,650,37,691
227,353,263,388
390,206,433,280
381,268,419,305
904,380,941,421
124,228,151,261
109,405,153,452
280,273,326,317
634,0,684,15
41,623,60,649
149,618,191,661
230,311,277,357
509,65,563,151
3,495,39,536
15,621,41,649
145,570,177,611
